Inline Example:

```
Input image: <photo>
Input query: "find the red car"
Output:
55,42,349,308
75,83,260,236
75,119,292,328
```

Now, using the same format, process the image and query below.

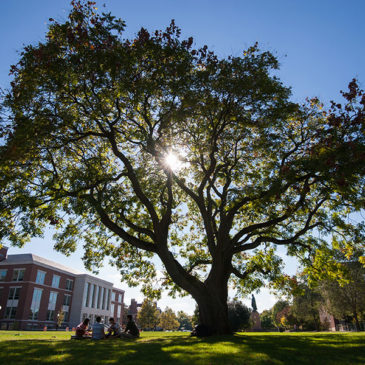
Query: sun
164,151,181,171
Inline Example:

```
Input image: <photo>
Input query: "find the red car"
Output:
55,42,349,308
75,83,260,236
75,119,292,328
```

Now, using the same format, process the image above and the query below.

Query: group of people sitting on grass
75,314,140,340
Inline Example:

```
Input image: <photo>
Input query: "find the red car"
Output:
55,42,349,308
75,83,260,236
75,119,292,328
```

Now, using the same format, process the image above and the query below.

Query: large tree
0,1,364,334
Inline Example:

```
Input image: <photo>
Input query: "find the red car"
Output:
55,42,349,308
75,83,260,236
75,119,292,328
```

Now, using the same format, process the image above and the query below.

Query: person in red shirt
75,318,91,338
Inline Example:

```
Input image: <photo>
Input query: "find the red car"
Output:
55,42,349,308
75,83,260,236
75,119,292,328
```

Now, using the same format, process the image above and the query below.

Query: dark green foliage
227,301,251,331
137,299,160,330
260,309,275,329
320,256,365,330
272,300,289,328
289,284,323,330
177,311,193,331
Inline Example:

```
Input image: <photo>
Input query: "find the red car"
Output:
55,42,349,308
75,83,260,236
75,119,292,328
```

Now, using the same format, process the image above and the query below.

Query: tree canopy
0,1,364,334
319,252,365,331
136,299,160,330
159,307,179,331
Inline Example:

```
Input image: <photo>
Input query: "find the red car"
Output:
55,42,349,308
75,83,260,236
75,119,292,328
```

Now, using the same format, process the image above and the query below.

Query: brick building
0,247,125,330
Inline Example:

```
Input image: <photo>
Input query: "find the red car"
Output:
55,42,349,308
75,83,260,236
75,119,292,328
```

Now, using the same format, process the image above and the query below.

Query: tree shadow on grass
0,337,191,365
224,333,365,365
1,333,364,365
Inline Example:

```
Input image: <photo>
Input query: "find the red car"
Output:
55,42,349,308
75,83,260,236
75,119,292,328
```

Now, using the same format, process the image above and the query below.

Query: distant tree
320,259,365,331
272,300,289,329
177,310,193,331
137,299,160,330
1,0,364,335
289,283,323,330
227,300,251,331
192,306,199,327
260,309,274,329
57,310,64,330
159,307,180,331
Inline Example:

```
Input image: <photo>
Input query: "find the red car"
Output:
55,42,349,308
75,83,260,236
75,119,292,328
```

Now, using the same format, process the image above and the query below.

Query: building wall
70,274,117,328
0,253,125,330
0,262,76,330
111,288,125,325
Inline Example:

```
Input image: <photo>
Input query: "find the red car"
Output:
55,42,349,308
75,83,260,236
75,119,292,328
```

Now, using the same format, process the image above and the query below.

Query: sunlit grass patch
0,331,364,364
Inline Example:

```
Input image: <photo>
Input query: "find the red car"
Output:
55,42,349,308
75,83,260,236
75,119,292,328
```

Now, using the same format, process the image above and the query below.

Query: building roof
0,253,82,275
0,253,125,292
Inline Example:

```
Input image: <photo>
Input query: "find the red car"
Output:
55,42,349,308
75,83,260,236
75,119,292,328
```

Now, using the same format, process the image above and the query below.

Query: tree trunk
194,263,232,335
157,243,232,335
353,311,360,331
196,292,231,335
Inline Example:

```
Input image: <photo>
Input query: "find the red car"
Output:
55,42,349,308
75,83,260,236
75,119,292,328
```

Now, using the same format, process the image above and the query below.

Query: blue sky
1,0,364,314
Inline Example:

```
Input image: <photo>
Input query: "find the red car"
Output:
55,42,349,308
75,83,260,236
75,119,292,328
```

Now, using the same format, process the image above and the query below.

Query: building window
29,288,43,320
36,270,46,285
12,269,25,281
111,292,116,302
5,307,17,319
8,287,21,300
63,311,69,322
51,275,60,288
90,284,96,308
83,282,90,307
47,291,58,321
0,269,7,281
117,305,121,319
47,310,55,321
96,286,101,309
48,291,58,309
65,279,73,291
101,287,106,310
90,284,95,308
7,286,21,319
111,303,115,315
63,294,71,306
106,289,110,310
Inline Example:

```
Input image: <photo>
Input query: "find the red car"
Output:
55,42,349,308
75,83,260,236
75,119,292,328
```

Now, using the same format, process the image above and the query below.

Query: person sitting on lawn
75,318,91,338
92,316,105,340
120,315,140,339
106,317,121,338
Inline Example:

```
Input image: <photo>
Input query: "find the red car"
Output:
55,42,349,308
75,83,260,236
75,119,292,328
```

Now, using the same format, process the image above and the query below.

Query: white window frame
35,270,46,285
63,294,71,306
51,275,60,288
65,278,73,291
29,287,43,320
48,291,58,310
12,268,25,281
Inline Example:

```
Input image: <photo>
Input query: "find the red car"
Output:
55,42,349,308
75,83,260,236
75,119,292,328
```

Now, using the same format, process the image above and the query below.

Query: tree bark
353,310,360,331
195,289,231,335
194,257,232,335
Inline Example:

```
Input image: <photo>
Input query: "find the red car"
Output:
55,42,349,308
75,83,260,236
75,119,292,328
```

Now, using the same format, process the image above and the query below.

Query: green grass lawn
0,330,364,365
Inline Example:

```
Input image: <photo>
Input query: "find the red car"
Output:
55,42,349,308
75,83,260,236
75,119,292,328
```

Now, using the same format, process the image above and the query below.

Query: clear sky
1,0,364,314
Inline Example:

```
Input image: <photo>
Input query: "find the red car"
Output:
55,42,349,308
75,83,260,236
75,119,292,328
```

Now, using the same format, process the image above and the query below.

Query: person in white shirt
92,316,105,340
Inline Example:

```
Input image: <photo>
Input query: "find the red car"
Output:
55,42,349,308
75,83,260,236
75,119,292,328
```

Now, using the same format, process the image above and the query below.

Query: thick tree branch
88,195,156,253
